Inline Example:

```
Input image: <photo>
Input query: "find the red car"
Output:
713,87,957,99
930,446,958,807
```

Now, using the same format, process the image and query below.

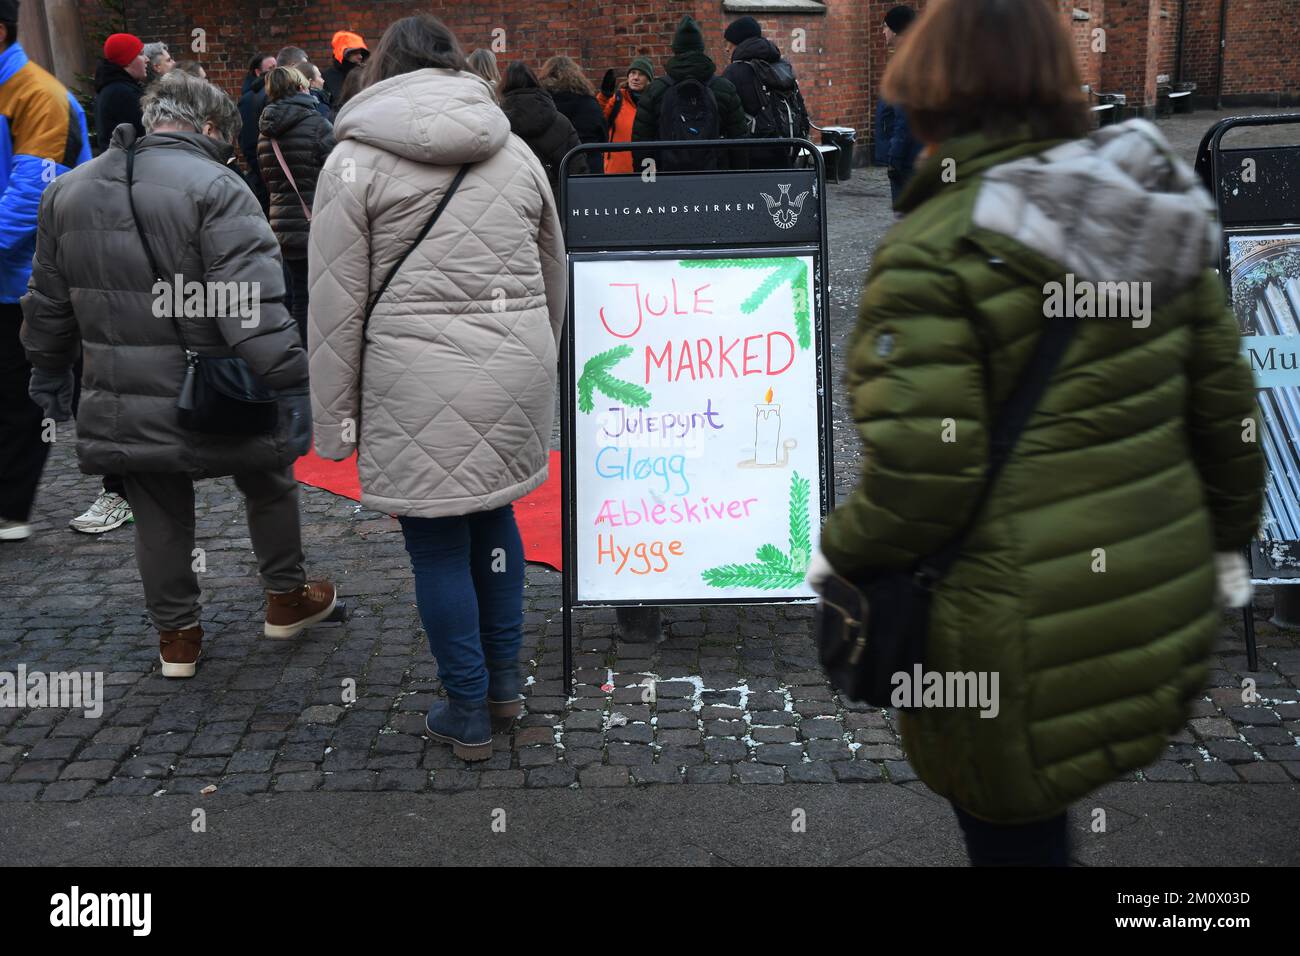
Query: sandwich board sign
1200,112,1300,669
558,139,834,686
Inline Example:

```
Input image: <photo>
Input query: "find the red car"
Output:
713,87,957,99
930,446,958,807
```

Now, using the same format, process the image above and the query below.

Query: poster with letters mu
1229,231,1300,579
571,253,823,603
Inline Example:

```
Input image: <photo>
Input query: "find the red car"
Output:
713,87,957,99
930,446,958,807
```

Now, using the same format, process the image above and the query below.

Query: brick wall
72,0,1299,154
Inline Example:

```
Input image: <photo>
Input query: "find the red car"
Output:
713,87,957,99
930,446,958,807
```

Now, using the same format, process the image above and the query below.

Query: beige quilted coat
307,68,567,517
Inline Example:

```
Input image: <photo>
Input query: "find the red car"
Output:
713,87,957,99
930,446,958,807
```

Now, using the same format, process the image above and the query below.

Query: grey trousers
124,468,306,631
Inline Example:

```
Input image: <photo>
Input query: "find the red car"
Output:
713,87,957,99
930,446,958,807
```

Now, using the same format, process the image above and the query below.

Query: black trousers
953,804,1070,866
0,302,50,523
285,256,309,347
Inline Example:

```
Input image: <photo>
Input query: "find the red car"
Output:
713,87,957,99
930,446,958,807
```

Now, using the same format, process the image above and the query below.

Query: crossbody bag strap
125,142,190,353
916,313,1080,586
362,162,471,331
269,136,312,221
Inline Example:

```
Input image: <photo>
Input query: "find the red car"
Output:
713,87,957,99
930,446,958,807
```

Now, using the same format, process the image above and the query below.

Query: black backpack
745,59,810,159
657,76,721,170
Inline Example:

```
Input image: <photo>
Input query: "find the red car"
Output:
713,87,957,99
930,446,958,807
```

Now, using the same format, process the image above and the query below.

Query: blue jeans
398,504,525,700
953,804,1070,866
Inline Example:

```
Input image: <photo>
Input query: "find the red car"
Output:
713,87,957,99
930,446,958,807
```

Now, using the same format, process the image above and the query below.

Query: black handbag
125,142,278,436
817,311,1079,706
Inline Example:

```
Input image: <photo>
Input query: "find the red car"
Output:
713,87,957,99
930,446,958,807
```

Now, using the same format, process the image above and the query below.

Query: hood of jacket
665,49,718,84
112,123,236,167
948,119,1219,302
94,59,139,93
731,36,781,63
501,87,559,139
548,90,591,113
259,92,322,136
333,68,510,166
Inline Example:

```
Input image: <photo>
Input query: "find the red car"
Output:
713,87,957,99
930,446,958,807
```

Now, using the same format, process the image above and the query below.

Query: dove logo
761,184,809,229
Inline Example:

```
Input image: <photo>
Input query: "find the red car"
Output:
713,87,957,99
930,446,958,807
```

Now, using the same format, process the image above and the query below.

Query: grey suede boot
425,697,492,761
487,659,524,719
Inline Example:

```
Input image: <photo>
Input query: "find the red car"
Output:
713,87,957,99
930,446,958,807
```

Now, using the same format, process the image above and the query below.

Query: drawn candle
754,387,782,465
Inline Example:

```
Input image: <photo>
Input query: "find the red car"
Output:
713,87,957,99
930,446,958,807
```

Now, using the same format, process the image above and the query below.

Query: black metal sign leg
1242,603,1258,673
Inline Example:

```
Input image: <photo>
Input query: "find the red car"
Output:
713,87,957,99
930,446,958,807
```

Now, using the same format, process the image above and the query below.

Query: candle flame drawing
755,388,781,465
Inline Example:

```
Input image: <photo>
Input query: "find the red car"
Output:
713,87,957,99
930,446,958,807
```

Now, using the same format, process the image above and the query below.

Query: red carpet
294,450,563,571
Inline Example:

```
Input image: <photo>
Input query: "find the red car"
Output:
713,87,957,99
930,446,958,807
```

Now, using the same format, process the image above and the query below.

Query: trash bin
821,126,856,182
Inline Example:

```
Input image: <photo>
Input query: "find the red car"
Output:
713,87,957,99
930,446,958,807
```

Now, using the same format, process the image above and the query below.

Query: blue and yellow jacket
0,42,90,302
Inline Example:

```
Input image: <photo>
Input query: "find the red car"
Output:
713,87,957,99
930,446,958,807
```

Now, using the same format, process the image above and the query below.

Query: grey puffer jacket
258,92,335,260
308,68,566,518
21,126,307,477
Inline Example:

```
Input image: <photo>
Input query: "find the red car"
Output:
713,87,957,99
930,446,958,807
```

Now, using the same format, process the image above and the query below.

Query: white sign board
571,254,823,602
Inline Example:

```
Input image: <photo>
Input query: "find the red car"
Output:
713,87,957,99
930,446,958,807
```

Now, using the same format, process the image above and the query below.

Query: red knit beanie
104,33,144,68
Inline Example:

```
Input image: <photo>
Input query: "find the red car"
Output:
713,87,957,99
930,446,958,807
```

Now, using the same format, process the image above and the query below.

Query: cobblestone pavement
1,108,1298,804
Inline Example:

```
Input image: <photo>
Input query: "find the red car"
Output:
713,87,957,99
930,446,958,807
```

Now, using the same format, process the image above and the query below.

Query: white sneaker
0,521,32,541
69,492,133,534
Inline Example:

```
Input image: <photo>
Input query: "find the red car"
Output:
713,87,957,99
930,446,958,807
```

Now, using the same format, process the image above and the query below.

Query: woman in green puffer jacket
810,0,1263,864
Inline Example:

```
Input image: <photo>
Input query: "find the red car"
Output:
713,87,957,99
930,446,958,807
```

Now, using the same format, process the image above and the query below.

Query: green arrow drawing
577,345,652,414
701,472,812,590
681,257,812,350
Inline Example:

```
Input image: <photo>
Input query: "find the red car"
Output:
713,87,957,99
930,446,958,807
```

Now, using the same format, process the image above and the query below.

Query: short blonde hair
265,65,308,101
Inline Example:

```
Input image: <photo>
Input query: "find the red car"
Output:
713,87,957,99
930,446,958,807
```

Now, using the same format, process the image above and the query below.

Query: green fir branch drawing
577,345,652,413
787,472,811,570
680,257,812,350
701,471,812,590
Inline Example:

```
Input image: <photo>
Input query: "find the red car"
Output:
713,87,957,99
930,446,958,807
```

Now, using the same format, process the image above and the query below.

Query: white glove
1214,552,1252,608
806,547,834,596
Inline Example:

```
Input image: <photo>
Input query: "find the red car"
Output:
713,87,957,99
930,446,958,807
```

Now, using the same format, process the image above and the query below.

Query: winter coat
499,87,587,194
307,68,568,518
630,49,749,169
322,32,367,114
92,59,143,152
257,92,335,260
21,126,307,477
818,120,1264,824
549,90,606,174
596,85,638,174
0,42,91,303
238,79,269,209
874,95,921,180
723,35,803,169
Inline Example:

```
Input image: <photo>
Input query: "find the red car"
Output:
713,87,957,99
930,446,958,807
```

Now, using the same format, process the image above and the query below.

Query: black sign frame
1199,113,1300,670
557,139,834,690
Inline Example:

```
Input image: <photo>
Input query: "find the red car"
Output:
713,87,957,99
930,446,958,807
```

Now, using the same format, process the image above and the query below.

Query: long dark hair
363,14,466,88
882,0,1089,145
499,61,542,97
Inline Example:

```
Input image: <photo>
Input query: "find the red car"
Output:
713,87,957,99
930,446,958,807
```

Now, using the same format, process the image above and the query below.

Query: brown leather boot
264,580,337,639
159,624,202,678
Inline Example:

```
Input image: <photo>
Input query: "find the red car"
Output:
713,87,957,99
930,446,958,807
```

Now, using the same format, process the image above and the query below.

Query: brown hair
499,61,542,97
337,65,365,110
363,14,466,88
881,0,1089,145
264,65,307,101
467,48,501,88
539,55,594,96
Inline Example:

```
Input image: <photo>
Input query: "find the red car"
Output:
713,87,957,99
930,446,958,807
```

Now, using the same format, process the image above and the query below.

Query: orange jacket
596,86,637,174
